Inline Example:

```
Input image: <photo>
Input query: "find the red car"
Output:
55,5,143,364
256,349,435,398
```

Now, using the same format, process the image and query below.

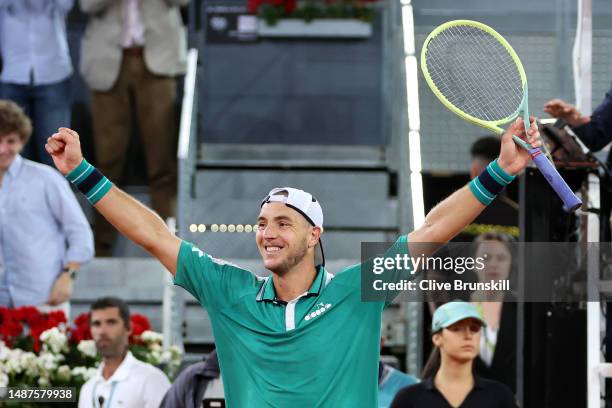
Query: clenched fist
45,128,84,176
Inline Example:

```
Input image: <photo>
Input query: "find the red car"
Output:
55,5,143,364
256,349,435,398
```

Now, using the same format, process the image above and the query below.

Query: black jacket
160,350,221,408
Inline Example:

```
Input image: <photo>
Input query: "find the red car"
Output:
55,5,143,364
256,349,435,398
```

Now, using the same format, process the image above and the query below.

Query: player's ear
309,226,322,248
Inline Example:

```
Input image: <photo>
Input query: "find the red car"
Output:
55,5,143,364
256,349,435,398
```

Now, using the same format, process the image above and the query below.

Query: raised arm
45,128,182,275
407,117,540,256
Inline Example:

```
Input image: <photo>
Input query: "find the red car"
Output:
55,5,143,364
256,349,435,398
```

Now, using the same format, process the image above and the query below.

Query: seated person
161,349,224,408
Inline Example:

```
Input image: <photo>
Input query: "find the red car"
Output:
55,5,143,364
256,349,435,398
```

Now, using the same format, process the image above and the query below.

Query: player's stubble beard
267,239,310,276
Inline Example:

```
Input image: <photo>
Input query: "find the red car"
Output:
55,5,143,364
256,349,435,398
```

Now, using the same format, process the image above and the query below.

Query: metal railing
162,48,199,351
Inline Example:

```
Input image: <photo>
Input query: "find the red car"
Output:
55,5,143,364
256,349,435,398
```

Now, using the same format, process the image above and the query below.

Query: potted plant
0,306,182,406
248,0,377,38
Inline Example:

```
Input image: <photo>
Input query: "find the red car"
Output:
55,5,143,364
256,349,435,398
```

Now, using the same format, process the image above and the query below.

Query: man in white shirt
78,297,170,408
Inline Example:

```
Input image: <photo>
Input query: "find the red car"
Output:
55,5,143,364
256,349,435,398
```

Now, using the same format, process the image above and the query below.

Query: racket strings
425,25,524,122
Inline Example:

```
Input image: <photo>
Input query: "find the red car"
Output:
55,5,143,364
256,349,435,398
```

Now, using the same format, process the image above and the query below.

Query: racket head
420,20,527,135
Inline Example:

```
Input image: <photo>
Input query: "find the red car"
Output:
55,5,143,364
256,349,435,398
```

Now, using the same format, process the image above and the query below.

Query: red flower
130,314,151,336
70,325,92,343
247,0,264,13
11,306,39,322
0,307,25,344
69,313,92,344
0,319,23,338
74,312,89,327
128,314,151,345
284,0,297,14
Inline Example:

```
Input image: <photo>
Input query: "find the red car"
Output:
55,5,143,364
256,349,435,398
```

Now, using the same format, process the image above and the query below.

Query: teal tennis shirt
174,236,410,408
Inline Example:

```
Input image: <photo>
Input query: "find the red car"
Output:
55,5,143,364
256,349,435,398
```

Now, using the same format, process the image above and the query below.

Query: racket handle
528,147,582,212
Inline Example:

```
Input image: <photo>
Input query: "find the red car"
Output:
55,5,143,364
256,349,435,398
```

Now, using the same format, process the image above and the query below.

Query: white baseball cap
261,187,325,266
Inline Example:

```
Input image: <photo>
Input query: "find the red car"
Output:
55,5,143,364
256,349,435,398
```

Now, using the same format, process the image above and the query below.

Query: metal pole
587,173,601,408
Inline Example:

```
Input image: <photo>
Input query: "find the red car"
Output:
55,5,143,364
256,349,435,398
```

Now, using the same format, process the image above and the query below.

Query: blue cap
432,301,486,333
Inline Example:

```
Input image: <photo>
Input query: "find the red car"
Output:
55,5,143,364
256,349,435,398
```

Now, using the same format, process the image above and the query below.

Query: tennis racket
421,20,582,212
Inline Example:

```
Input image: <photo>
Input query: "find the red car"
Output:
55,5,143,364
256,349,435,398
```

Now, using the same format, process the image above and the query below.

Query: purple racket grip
528,147,582,212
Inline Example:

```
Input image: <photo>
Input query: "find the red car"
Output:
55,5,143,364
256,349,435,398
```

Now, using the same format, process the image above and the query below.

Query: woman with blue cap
390,301,518,408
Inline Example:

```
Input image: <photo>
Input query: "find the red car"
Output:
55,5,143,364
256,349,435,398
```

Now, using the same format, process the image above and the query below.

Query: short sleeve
381,235,413,307
174,241,260,309
334,235,412,307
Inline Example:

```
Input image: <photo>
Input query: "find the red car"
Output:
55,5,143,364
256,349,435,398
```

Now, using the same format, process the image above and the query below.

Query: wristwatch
62,266,78,280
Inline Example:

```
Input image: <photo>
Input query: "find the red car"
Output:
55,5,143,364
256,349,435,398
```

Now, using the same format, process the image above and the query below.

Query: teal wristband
488,159,516,185
66,159,94,184
469,178,495,206
65,159,113,205
470,159,516,206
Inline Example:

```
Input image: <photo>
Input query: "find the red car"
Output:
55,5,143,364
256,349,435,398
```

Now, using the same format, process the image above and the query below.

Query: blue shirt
378,363,419,408
0,155,93,307
0,0,74,85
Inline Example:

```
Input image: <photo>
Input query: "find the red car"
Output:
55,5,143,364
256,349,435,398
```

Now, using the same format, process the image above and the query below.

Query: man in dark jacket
545,89,612,167
161,350,223,408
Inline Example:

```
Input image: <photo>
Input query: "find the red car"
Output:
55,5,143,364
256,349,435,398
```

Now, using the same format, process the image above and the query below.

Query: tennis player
45,117,539,407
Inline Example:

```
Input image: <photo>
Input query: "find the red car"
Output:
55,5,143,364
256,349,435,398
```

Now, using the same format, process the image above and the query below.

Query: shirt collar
6,155,23,178
95,351,136,383
424,373,485,391
256,265,327,303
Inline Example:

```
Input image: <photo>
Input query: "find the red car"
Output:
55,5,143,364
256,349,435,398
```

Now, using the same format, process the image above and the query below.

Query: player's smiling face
256,202,314,274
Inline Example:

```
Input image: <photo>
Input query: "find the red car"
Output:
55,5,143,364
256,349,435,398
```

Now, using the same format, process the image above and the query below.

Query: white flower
37,352,64,372
148,349,163,365
149,343,162,352
3,349,23,374
161,345,182,365
169,345,183,360
38,376,50,387
77,340,97,358
20,352,38,376
84,367,98,381
72,366,98,382
141,330,163,344
40,327,68,354
56,365,71,382
0,370,8,388
0,346,8,362
71,366,86,377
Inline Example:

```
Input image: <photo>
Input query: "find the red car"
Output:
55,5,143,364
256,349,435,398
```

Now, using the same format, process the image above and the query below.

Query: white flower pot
258,18,372,38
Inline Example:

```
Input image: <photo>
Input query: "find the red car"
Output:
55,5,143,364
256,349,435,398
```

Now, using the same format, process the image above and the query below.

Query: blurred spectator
79,0,188,255
470,232,517,393
161,349,224,408
0,100,93,311
0,0,74,167
378,359,419,408
78,297,171,408
455,136,519,241
545,93,612,241
391,302,517,408
545,92,612,167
